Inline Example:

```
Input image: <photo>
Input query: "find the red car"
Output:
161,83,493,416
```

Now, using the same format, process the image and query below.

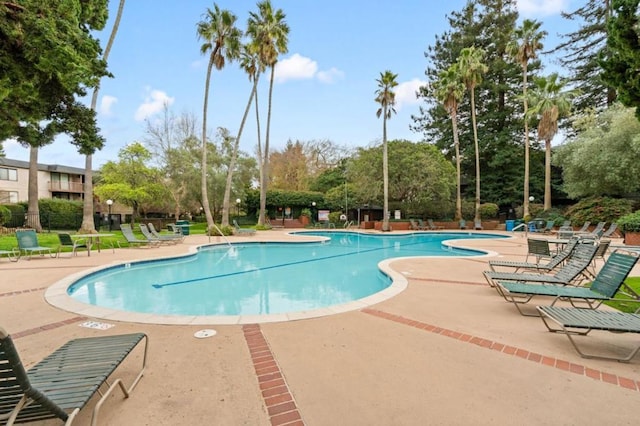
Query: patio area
2,230,639,425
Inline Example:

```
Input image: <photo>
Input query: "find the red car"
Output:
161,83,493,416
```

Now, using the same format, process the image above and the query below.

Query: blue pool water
67,231,501,316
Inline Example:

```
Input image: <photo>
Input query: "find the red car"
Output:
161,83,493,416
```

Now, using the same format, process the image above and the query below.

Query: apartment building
0,158,87,204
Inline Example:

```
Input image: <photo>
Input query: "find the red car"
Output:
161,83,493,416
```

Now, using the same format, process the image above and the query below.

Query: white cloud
275,53,318,83
317,67,345,84
275,53,344,84
395,79,427,110
516,0,569,17
134,88,174,121
99,95,118,116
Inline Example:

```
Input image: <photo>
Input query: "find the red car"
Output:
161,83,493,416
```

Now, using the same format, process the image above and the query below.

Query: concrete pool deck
2,229,639,425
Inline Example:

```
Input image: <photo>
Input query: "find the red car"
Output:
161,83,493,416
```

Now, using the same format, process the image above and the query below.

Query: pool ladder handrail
208,223,232,246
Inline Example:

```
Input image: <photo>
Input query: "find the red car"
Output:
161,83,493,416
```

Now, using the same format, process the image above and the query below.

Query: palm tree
247,0,289,226
375,70,398,232
196,4,242,232
457,46,488,222
81,0,126,233
433,64,465,220
507,19,546,219
221,43,263,227
526,73,576,210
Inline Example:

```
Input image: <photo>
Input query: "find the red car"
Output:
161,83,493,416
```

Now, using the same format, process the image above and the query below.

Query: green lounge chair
489,237,579,273
409,219,424,230
233,220,256,236
148,222,183,243
524,238,552,264
139,223,175,245
537,306,640,362
0,327,148,424
0,248,19,262
15,229,55,259
600,223,618,238
496,250,639,316
427,219,444,230
484,242,598,289
120,224,160,248
57,233,88,257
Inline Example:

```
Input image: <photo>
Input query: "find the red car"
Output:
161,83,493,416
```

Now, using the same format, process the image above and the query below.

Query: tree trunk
201,50,218,231
544,138,552,210
221,79,257,227
522,66,531,219
382,107,390,232
27,146,42,231
451,112,462,221
81,0,126,233
471,89,481,222
259,65,276,226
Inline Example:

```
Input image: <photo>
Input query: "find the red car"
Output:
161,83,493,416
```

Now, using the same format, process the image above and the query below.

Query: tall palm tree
375,70,398,232
507,19,546,219
221,42,263,226
196,4,242,232
247,0,289,226
526,73,575,210
457,46,488,222
433,64,465,220
81,0,126,233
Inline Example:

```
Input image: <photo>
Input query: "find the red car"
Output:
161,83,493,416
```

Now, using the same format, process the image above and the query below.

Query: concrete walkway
1,230,639,425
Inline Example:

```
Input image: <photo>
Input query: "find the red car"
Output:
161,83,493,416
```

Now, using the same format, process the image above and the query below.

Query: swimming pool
47,231,503,324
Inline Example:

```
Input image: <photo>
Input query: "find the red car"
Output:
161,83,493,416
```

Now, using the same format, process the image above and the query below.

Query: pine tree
412,0,544,208
552,0,615,111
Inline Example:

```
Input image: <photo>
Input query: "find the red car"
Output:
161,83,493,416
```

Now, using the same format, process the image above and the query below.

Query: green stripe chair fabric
496,250,639,316
0,328,148,424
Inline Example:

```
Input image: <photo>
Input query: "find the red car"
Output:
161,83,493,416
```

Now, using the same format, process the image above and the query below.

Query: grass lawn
0,222,209,256
603,276,640,313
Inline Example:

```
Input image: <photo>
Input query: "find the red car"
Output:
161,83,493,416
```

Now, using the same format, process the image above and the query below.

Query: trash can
175,219,190,235
505,220,515,231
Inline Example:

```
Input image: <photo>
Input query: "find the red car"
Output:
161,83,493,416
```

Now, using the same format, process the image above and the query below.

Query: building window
0,191,18,203
0,167,18,181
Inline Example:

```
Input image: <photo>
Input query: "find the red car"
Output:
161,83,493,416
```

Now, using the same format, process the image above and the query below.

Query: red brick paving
243,324,305,426
362,307,639,393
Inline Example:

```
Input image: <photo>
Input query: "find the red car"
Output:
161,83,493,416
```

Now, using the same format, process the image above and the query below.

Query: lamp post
106,199,113,231
236,198,241,221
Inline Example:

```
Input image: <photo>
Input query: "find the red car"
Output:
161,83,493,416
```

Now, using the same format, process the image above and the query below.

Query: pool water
67,231,499,316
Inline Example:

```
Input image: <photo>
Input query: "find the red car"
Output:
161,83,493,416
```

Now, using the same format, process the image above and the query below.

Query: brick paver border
362,308,640,392
243,324,305,426
10,316,87,339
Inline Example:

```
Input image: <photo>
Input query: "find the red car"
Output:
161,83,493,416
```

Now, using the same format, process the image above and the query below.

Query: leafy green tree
375,70,398,231
432,64,465,220
507,19,546,218
247,0,289,226
600,0,640,119
526,74,576,210
95,142,168,222
196,4,242,231
554,104,640,198
457,46,488,221
348,140,456,217
81,0,127,233
1,0,109,231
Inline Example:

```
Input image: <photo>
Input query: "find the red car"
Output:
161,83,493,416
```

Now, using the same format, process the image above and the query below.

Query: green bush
461,200,475,219
617,211,640,233
0,205,10,226
534,208,567,226
564,197,633,225
2,204,25,227
479,203,499,219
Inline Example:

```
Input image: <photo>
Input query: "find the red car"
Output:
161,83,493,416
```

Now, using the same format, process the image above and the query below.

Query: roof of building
0,157,87,175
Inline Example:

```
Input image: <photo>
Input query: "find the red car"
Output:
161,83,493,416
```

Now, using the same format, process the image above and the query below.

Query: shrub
0,205,10,226
617,211,640,233
479,203,499,219
534,208,567,226
564,197,633,225
461,200,475,219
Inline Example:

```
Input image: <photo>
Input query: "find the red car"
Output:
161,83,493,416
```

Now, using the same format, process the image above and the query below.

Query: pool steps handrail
208,224,232,246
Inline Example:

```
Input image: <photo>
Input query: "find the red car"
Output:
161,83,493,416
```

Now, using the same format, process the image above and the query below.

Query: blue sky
3,0,574,168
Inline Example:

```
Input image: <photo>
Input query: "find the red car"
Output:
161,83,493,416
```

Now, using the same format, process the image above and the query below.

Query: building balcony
48,181,85,193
